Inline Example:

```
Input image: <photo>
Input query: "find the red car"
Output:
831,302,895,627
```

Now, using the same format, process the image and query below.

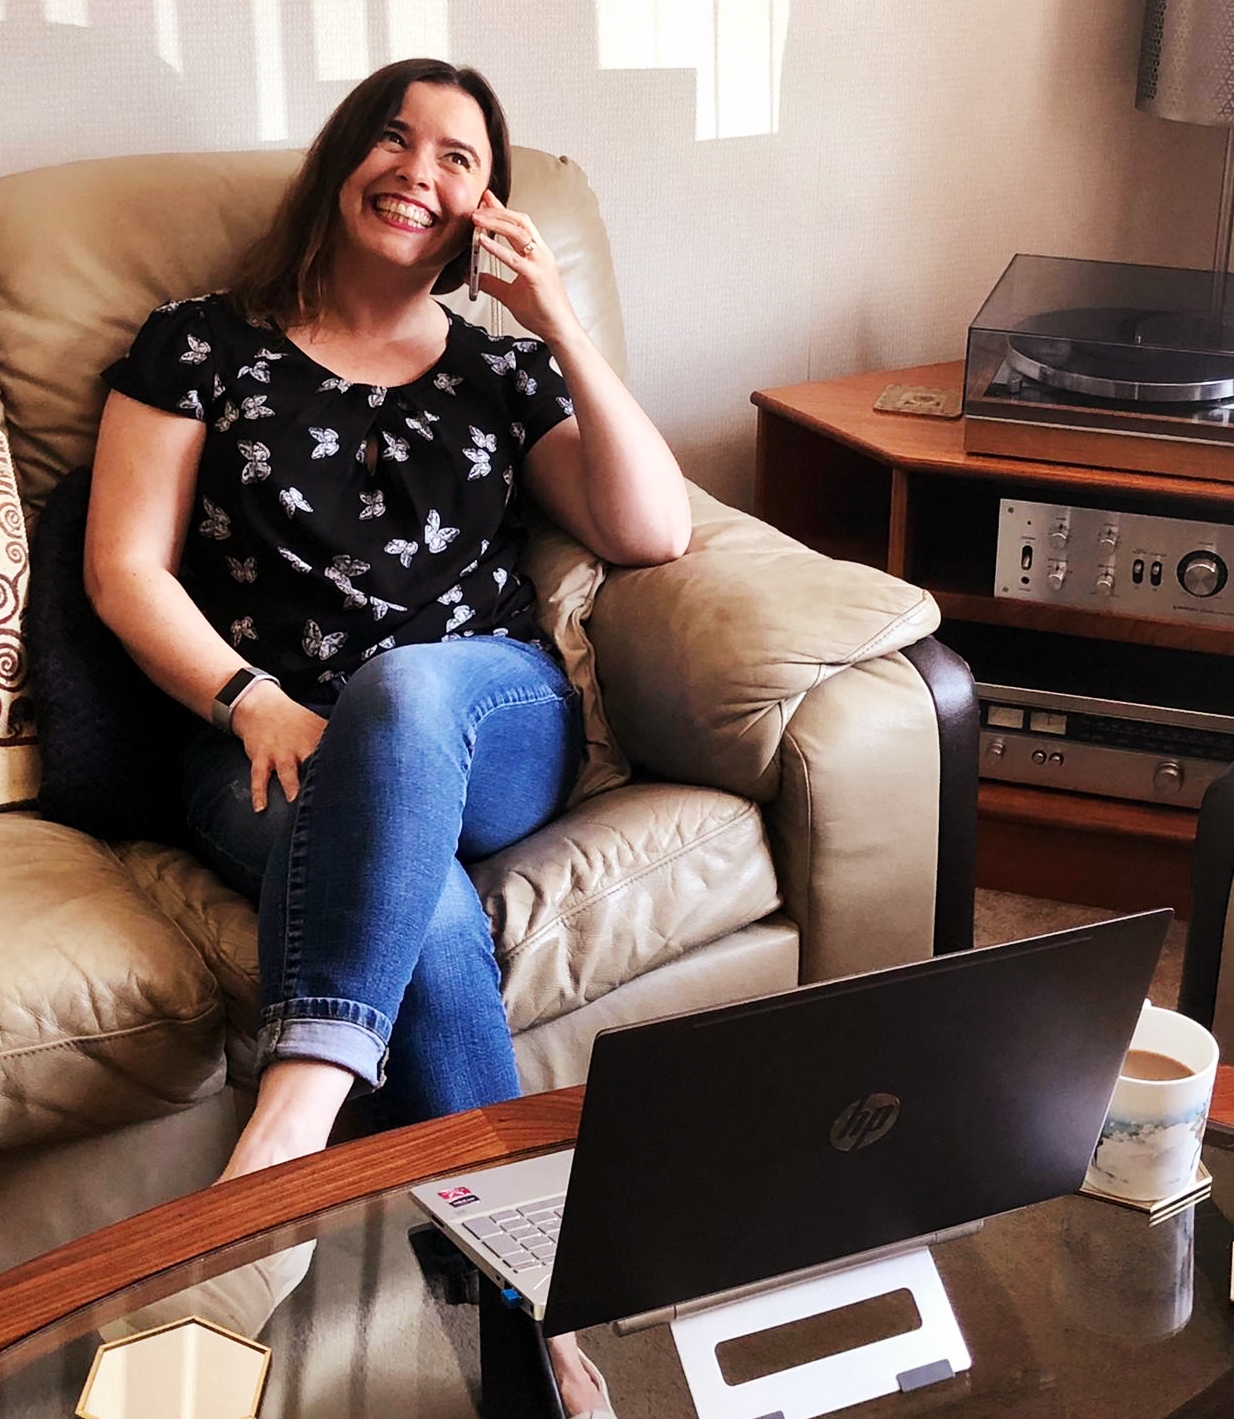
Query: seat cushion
0,814,227,1148
114,782,780,1038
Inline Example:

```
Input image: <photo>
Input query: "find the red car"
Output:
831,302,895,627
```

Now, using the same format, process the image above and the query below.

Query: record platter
963,253,1234,481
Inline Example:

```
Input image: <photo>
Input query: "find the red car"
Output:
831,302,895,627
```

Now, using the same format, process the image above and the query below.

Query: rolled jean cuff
257,1003,391,1092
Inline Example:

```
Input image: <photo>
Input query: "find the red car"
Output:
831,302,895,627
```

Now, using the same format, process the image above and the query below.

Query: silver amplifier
994,499,1234,626
978,682,1234,809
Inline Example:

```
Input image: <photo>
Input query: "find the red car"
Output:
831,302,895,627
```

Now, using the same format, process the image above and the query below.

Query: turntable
963,253,1234,481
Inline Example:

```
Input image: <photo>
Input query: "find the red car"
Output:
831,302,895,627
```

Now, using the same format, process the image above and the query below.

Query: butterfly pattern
238,441,272,483
405,410,440,441
302,619,347,660
424,509,460,554
384,538,418,567
106,294,575,693
464,425,497,480
280,487,313,517
310,427,340,459
382,432,410,463
181,334,211,365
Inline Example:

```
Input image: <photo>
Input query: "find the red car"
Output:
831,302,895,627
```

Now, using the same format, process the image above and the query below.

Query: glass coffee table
3,1083,1234,1419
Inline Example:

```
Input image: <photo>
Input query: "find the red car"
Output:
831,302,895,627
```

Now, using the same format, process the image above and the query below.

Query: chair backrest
0,145,627,519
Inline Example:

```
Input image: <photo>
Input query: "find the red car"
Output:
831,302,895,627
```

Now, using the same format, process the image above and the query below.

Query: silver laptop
411,909,1171,1336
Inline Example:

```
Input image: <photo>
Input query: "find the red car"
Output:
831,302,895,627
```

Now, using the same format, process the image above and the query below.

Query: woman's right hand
229,681,327,811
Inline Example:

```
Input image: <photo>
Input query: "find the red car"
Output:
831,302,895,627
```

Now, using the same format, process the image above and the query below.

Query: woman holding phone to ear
85,57,690,1415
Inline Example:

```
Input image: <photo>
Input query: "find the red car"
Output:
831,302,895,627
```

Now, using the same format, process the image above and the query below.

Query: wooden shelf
933,591,1234,654
753,361,1232,913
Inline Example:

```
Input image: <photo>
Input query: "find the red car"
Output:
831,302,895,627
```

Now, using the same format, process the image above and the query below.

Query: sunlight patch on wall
251,0,287,141
311,0,369,81
387,0,448,60
155,0,182,73
596,0,789,140
43,0,87,25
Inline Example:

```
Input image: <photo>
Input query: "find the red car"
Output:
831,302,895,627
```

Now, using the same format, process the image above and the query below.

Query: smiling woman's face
335,81,493,276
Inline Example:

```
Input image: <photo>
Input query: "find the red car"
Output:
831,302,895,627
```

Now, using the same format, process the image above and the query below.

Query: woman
85,57,690,1416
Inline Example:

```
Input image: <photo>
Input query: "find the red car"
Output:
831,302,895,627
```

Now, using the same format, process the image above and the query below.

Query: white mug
1085,1003,1219,1204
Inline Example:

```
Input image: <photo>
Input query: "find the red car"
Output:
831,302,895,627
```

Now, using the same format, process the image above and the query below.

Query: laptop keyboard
461,1194,565,1273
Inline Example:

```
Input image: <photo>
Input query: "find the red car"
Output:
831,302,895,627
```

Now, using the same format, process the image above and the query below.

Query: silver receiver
978,682,1234,808
994,499,1234,627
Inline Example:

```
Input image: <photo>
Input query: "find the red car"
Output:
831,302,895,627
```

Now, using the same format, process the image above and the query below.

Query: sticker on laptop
438,1185,481,1208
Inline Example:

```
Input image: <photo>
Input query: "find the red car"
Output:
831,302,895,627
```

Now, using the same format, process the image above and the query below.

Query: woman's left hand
472,191,581,348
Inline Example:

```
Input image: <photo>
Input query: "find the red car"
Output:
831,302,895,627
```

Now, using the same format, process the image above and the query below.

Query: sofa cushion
111,782,780,1044
26,466,196,843
0,813,227,1148
474,782,781,1031
520,511,629,806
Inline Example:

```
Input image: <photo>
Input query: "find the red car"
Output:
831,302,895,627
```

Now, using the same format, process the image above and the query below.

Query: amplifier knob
1047,561,1067,591
1095,571,1115,595
1098,525,1119,550
1153,761,1184,794
1178,551,1228,598
985,739,1006,761
1048,524,1069,550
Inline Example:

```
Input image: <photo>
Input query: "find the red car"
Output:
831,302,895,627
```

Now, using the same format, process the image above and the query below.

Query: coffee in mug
1121,1049,1194,1083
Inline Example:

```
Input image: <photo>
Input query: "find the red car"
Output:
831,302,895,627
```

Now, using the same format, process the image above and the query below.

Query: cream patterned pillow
0,397,37,807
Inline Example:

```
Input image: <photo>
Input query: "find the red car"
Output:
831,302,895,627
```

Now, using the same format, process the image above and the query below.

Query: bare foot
546,1333,609,1415
218,1059,355,1182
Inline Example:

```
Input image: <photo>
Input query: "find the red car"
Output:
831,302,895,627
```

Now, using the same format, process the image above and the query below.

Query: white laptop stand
669,1247,970,1419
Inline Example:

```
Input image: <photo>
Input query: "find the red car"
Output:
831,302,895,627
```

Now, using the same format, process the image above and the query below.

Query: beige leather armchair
0,147,976,1265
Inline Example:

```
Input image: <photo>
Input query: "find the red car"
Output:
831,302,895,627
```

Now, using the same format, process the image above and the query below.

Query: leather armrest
587,482,940,802
587,483,945,980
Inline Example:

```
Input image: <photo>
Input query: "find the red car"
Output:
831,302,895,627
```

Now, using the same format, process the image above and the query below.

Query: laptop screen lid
540,908,1171,1335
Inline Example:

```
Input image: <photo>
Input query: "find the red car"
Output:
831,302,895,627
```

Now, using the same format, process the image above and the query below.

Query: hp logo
830,1093,900,1151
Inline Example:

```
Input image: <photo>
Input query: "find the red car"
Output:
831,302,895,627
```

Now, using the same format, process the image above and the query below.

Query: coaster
1078,1162,1212,1225
873,383,962,419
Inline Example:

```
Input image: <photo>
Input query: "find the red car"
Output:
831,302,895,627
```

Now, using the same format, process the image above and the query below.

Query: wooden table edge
0,1085,584,1375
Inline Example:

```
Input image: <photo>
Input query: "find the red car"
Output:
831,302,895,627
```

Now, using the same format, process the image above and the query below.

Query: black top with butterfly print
102,293,574,696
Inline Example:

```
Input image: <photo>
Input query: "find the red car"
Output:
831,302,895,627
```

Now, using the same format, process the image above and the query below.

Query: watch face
218,668,259,705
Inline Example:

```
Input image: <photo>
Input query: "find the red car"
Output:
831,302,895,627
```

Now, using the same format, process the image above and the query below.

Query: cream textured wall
0,0,1221,510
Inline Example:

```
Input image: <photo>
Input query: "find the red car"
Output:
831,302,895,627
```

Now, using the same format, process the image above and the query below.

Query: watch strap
212,667,280,734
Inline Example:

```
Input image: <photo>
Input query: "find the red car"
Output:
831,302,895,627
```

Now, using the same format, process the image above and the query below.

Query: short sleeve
102,299,218,422
514,340,574,452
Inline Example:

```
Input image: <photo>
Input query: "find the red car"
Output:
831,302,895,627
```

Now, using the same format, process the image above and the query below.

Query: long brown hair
231,59,511,326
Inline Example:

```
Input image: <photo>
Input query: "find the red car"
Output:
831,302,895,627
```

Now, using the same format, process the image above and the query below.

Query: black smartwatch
211,667,280,734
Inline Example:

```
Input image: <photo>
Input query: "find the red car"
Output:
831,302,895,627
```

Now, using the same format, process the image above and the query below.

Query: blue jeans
179,637,581,1125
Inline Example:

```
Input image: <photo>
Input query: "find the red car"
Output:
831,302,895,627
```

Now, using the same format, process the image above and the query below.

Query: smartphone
468,226,482,301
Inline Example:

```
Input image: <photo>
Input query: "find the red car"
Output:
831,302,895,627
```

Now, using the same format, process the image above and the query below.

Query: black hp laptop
411,909,1171,1335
